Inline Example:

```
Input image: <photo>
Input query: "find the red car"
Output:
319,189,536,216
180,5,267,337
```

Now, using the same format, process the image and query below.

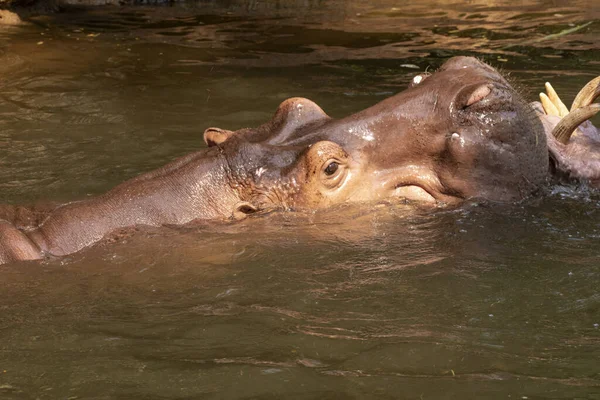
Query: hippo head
204,56,549,217
2,57,596,264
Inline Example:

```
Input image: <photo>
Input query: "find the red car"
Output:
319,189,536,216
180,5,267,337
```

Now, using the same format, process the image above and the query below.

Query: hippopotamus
1,56,599,265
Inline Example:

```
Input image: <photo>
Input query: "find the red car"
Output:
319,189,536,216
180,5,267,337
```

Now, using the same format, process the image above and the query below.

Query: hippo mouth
392,182,460,205
392,185,437,203
380,165,459,205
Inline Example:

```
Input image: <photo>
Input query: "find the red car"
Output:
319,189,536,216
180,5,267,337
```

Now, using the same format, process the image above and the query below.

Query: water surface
0,1,599,398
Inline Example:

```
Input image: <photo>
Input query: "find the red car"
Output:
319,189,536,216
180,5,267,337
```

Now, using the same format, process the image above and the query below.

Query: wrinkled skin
0,56,598,264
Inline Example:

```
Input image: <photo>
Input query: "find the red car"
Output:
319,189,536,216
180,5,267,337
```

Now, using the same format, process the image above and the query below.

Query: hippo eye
324,162,339,176
320,158,347,189
306,141,349,190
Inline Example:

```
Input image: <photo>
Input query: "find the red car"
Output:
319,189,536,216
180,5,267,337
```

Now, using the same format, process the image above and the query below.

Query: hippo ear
204,127,235,147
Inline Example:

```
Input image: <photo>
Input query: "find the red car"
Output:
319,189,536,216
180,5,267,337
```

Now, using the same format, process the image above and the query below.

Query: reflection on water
1,0,600,398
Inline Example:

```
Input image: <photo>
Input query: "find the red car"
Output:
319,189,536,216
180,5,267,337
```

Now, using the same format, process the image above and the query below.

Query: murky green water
1,1,600,398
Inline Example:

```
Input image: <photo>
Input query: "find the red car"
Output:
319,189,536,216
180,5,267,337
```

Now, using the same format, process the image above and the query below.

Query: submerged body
0,56,599,264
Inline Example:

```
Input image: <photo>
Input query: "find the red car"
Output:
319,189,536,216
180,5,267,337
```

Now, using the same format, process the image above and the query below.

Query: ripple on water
0,1,599,398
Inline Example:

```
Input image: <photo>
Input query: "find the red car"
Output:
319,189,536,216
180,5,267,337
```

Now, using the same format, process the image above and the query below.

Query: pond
0,0,599,398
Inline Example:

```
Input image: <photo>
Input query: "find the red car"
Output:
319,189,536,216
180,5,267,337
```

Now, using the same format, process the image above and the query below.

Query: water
1,1,600,398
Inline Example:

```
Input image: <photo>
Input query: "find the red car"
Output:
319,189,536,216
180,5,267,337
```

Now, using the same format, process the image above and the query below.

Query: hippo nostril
466,85,492,107
232,201,258,220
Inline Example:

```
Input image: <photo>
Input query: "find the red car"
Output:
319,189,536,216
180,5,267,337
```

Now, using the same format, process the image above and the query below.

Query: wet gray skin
209,61,546,225
0,56,596,264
